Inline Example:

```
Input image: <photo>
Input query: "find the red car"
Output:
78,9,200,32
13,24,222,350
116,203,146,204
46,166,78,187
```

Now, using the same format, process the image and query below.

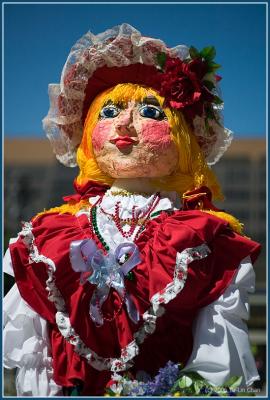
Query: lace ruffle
193,116,234,165
19,222,66,312
86,191,176,250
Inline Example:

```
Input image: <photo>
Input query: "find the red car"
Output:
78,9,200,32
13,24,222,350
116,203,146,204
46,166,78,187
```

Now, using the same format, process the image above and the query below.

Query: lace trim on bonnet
42,23,233,167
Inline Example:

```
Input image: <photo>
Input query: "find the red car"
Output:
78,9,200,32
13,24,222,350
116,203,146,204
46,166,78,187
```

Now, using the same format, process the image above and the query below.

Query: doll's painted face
91,96,179,178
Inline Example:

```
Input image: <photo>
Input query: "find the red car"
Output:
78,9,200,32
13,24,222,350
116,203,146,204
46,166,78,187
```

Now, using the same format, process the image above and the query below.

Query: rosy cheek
92,120,112,153
140,121,172,149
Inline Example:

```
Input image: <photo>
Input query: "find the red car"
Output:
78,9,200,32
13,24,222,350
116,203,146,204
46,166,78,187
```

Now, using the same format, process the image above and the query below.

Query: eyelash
99,103,166,120
139,104,166,120
99,105,120,119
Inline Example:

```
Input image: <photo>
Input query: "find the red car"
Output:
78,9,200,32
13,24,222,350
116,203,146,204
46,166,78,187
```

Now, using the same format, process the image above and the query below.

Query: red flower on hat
155,45,224,125
157,56,215,123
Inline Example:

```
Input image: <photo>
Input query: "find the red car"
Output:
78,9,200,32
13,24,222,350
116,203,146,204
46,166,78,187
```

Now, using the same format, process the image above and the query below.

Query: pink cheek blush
141,121,172,150
91,120,112,153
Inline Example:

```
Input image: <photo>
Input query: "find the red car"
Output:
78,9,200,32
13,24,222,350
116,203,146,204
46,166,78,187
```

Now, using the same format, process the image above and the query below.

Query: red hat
42,23,233,167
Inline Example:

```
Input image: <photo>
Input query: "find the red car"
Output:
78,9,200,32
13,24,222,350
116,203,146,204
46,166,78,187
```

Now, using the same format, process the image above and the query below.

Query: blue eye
100,105,120,119
139,105,165,120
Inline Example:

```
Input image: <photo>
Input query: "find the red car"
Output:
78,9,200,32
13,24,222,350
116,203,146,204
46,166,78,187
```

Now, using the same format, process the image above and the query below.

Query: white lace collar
76,190,180,251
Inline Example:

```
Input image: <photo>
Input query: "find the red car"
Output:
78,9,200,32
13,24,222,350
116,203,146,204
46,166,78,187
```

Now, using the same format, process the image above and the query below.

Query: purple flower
143,361,180,396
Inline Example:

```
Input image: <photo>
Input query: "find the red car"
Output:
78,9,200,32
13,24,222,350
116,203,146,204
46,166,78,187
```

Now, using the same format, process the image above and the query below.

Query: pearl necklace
108,188,152,197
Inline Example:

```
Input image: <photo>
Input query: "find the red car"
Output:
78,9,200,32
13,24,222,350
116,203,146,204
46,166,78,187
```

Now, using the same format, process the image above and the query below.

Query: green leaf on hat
208,62,222,72
200,46,216,61
189,46,200,59
203,80,215,91
213,95,224,105
156,52,167,69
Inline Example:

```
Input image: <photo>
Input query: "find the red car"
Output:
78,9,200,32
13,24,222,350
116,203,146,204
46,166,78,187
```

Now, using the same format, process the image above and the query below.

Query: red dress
9,192,260,395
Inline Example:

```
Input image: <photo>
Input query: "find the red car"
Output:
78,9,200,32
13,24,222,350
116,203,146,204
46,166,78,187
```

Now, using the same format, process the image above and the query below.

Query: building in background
213,139,266,287
5,138,266,279
4,137,267,392
211,139,266,380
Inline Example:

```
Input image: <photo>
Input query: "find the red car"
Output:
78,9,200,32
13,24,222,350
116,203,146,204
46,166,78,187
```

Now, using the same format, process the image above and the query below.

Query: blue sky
3,2,267,139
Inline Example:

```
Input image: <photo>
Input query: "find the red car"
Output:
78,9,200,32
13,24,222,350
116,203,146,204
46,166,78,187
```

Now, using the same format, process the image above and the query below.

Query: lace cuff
184,256,259,387
4,283,62,396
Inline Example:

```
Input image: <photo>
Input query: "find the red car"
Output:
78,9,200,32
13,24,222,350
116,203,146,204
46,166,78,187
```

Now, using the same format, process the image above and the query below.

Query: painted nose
115,108,136,136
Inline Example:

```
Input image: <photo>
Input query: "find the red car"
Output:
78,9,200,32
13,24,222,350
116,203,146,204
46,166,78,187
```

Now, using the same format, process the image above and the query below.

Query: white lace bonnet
42,23,233,167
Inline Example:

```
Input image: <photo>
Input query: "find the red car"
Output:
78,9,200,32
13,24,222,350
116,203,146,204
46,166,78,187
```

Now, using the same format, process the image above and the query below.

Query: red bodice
9,209,260,395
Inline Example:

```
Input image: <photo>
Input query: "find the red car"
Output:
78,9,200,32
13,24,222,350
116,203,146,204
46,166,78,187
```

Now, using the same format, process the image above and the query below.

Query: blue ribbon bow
70,239,141,326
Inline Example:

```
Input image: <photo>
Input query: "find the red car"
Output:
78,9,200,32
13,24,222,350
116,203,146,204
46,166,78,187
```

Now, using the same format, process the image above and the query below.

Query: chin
95,146,179,179
98,161,177,179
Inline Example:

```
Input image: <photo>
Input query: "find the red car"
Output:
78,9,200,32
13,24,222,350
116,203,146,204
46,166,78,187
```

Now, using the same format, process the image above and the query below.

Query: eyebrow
103,100,117,106
102,97,161,108
142,96,161,106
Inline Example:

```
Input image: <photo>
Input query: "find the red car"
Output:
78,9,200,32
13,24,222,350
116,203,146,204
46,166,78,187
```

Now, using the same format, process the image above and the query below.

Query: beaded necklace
89,201,110,251
79,197,129,323
99,192,161,242
78,194,164,253
75,194,166,324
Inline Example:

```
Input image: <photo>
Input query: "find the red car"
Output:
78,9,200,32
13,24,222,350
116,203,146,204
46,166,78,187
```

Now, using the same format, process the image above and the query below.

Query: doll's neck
110,178,157,195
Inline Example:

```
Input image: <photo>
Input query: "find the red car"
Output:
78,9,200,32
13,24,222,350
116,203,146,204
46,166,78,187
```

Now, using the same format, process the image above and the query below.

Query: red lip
110,136,138,149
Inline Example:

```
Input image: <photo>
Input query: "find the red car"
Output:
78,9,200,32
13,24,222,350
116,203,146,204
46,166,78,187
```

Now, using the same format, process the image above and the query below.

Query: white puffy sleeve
183,256,259,387
3,247,62,396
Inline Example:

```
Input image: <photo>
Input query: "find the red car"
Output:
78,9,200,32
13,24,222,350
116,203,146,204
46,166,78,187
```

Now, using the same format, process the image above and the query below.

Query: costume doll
4,24,260,396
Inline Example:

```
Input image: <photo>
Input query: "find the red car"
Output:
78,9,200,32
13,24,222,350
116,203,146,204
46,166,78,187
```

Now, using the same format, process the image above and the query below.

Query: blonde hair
76,83,223,200
37,83,244,235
